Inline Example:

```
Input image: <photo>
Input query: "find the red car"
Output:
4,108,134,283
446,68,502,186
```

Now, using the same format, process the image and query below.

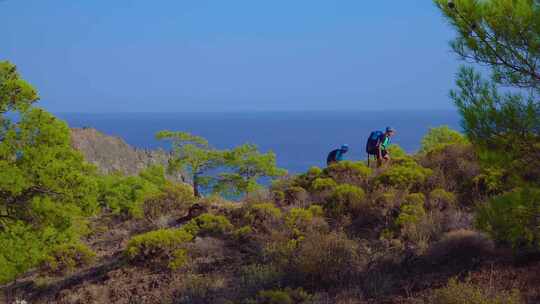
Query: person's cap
386,127,396,133
341,144,349,151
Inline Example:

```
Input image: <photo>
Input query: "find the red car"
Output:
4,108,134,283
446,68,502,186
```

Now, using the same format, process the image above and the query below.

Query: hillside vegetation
2,0,540,303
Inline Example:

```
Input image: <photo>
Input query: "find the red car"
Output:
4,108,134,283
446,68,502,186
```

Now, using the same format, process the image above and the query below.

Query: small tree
420,125,468,154
0,61,38,114
0,61,100,283
156,131,223,197
435,0,540,90
216,144,287,197
435,0,540,183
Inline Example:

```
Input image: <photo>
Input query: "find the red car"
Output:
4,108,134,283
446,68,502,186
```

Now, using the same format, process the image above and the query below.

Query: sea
56,110,461,174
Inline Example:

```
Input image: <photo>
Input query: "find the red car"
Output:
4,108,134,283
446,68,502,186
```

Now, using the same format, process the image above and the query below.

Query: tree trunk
193,175,200,197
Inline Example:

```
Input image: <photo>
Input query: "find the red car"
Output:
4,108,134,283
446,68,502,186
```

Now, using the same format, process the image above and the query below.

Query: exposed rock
70,128,186,182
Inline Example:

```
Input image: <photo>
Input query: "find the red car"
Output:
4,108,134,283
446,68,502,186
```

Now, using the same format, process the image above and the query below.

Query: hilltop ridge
70,128,186,182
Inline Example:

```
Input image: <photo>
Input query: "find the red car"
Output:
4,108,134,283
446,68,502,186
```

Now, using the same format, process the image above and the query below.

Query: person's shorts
367,148,388,158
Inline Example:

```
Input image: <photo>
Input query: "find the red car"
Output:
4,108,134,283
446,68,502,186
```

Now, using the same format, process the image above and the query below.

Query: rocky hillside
71,128,186,182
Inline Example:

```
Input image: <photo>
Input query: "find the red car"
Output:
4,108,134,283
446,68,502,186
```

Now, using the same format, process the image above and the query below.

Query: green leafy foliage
476,187,540,249
98,175,155,218
376,161,432,190
42,242,96,275
435,0,540,90
435,0,540,182
429,188,457,210
386,144,408,159
311,177,337,192
99,164,192,221
323,161,371,186
396,193,426,227
420,126,468,154
285,208,313,230
0,222,54,284
0,108,100,229
325,184,366,218
183,213,233,237
233,226,253,241
306,166,322,177
126,228,194,270
451,67,540,156
156,130,223,197
0,61,39,113
143,182,195,222
0,62,101,283
247,203,283,222
217,143,287,196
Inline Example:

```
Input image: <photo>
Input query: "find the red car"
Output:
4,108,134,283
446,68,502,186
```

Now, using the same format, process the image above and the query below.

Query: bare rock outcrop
70,128,185,182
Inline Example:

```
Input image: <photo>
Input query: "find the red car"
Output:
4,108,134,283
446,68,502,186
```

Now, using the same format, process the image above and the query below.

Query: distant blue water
57,111,461,174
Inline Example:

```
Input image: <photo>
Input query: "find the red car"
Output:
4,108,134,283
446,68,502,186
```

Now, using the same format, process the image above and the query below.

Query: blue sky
1,0,460,112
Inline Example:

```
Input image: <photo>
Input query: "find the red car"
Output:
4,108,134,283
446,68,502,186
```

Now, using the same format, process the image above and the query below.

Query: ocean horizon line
54,109,458,115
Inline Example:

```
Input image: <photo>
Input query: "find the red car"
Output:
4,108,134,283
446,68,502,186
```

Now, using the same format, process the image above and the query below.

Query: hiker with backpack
366,127,396,167
327,144,349,166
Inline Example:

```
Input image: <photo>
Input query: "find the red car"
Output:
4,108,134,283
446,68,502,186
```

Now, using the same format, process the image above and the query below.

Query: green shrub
311,177,337,192
285,208,313,230
420,126,468,154
429,278,520,304
429,188,457,210
324,161,371,186
325,184,366,218
143,182,195,222
292,167,322,190
0,222,54,284
284,186,309,206
306,166,322,177
476,187,540,249
387,144,408,159
183,213,233,237
43,242,96,275
125,228,193,269
373,188,400,212
249,203,283,221
233,226,253,241
247,288,312,304
473,166,507,195
396,193,426,227
138,165,169,189
307,205,324,217
98,173,161,218
376,162,432,190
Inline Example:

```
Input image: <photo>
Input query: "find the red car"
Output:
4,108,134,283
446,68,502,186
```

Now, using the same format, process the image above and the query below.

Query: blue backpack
366,131,384,154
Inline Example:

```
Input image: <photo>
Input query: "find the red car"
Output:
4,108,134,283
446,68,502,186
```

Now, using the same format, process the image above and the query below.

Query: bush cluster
476,187,540,249
183,213,233,237
98,165,169,218
125,228,193,270
323,161,371,186
375,159,432,190
42,243,96,275
325,184,366,218
429,278,520,304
